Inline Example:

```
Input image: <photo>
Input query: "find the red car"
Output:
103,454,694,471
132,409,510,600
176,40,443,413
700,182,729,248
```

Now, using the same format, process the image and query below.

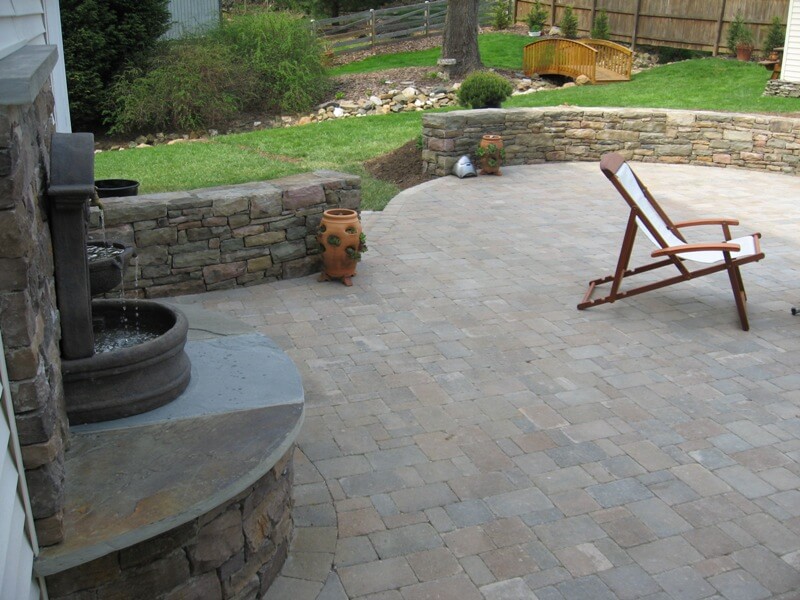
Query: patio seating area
173,161,800,600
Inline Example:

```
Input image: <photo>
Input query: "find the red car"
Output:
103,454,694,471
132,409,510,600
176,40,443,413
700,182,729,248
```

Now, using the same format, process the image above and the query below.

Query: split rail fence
311,0,491,54
514,0,789,55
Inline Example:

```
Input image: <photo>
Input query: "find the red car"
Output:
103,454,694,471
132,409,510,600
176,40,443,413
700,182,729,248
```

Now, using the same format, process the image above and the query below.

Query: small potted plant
525,1,548,36
727,11,754,61
764,16,785,59
475,134,505,175
317,209,367,286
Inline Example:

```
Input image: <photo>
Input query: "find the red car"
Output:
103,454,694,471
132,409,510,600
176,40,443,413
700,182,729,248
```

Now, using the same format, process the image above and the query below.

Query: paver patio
171,162,800,600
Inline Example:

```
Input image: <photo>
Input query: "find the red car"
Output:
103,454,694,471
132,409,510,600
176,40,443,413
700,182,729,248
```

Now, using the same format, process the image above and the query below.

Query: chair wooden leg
727,264,749,331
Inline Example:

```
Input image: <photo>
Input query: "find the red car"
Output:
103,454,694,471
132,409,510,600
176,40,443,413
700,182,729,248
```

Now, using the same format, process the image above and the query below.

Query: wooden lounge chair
578,153,765,331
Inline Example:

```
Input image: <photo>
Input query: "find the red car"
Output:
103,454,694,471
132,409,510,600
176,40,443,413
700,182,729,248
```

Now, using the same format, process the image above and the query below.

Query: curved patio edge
421,107,800,177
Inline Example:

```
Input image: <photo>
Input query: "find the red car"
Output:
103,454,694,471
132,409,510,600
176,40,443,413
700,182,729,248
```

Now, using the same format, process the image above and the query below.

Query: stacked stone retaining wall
1,50,68,546
45,448,294,600
91,171,361,298
422,107,800,177
764,79,800,98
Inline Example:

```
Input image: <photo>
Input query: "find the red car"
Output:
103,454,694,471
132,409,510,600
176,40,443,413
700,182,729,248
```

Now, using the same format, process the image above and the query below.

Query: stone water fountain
37,133,305,598
47,133,191,424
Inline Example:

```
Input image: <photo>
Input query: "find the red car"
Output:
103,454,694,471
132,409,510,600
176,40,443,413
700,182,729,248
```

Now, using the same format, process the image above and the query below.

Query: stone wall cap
0,45,58,106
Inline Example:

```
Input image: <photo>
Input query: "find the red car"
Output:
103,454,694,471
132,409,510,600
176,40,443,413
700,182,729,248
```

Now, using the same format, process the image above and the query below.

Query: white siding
0,0,46,60
783,0,800,81
43,0,71,132
164,0,219,39
0,331,42,600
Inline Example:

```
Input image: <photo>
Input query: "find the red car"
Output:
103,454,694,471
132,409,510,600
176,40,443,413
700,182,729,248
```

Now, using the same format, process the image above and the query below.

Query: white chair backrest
615,162,683,249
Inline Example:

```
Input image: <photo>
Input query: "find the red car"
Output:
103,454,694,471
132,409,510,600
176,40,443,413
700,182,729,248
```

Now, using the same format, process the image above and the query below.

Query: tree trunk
441,0,482,78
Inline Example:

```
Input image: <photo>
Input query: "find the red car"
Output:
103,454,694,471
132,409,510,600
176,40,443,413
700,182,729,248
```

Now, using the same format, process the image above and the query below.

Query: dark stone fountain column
47,133,95,359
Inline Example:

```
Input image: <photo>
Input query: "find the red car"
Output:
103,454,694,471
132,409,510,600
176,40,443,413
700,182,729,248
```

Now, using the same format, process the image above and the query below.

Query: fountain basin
87,241,135,296
62,299,191,425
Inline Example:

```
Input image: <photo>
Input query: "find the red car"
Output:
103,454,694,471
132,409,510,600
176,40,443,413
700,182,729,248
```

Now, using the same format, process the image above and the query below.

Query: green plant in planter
525,1,548,33
765,16,785,53
458,71,514,108
475,144,506,161
727,11,754,55
559,5,579,39
327,234,341,247
591,9,610,40
345,233,368,262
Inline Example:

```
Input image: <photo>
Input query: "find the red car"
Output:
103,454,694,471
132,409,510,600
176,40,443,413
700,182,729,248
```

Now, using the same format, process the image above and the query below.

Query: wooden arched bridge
523,38,633,84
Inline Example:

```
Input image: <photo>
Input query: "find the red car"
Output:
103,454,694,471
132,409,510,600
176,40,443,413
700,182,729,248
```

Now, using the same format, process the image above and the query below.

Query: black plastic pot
95,179,139,198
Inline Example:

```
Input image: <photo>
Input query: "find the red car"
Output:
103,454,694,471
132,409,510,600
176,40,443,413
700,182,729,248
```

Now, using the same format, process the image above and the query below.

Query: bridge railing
584,39,633,81
523,38,597,82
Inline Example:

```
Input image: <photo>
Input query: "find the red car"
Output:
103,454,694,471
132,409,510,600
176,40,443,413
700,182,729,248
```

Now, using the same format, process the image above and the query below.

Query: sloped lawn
96,43,794,211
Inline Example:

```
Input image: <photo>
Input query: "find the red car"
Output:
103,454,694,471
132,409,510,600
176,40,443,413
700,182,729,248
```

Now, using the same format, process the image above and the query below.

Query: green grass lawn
507,58,799,114
328,32,531,75
96,112,423,210
96,42,797,212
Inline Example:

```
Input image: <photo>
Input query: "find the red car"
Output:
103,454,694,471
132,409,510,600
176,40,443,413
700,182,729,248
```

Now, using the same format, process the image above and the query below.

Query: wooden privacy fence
312,0,491,53
515,0,789,55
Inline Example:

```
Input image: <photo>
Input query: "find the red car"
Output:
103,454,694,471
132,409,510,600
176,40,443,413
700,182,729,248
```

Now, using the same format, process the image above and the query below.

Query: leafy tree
440,0,483,78
559,5,579,39
61,0,170,129
591,9,610,40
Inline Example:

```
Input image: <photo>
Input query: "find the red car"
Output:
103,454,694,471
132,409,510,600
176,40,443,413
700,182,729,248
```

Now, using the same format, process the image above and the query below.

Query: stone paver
179,163,800,599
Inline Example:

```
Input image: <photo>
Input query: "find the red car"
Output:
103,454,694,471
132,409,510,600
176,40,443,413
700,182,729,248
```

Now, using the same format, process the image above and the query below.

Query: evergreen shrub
61,0,170,129
458,71,513,108
559,5,579,39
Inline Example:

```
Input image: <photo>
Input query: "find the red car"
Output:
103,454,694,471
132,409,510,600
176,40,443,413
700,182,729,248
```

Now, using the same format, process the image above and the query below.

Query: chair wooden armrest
651,242,740,258
673,218,739,228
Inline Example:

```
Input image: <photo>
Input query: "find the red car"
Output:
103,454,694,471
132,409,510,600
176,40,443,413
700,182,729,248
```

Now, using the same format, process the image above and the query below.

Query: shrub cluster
61,0,170,129
213,10,330,114
105,10,330,134
458,71,513,109
106,39,259,134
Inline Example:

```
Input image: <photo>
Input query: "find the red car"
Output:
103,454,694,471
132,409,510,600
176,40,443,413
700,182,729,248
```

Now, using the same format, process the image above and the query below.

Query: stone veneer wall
764,79,800,98
422,107,800,176
0,57,68,545
91,171,361,298
45,447,294,599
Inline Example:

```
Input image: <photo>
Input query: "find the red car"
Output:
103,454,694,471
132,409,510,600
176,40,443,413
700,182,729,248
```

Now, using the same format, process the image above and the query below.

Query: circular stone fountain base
62,299,191,425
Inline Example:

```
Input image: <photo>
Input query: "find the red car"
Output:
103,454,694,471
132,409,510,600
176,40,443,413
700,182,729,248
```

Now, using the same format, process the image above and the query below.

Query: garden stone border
421,107,800,177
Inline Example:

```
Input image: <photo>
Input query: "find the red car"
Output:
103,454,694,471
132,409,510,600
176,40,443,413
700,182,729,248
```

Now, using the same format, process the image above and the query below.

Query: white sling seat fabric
614,163,758,264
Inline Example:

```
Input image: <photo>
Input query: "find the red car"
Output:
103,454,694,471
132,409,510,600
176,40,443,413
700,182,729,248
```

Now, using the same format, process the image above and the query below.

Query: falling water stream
87,208,156,352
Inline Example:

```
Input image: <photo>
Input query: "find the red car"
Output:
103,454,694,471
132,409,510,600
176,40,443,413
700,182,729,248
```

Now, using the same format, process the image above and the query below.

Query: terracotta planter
317,208,363,286
478,134,504,175
736,44,753,61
